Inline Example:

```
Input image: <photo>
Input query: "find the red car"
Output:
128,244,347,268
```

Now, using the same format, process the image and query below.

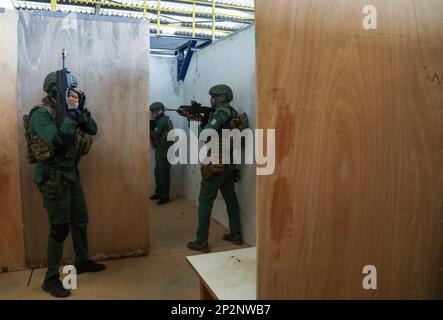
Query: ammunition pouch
65,132,93,159
217,107,249,131
37,170,70,198
201,163,225,180
30,135,54,163
230,113,249,131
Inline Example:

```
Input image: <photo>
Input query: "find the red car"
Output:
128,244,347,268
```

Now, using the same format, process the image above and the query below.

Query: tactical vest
200,105,248,179
65,131,93,159
216,106,249,154
23,104,93,164
152,116,173,148
162,117,174,140
217,106,249,131
23,105,55,163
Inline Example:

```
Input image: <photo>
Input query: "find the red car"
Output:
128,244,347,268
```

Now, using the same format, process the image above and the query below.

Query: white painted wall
149,55,186,200
148,26,257,245
182,26,257,246
0,0,14,9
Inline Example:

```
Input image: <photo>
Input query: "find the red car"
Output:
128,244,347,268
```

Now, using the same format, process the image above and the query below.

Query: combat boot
75,260,106,274
223,232,243,245
157,199,170,205
187,240,210,253
42,277,71,298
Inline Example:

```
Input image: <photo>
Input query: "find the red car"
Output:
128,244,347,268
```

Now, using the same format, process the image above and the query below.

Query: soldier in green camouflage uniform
29,72,105,298
186,85,243,253
149,102,173,205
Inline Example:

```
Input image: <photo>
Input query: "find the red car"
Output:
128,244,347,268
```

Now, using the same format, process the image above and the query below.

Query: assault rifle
54,49,86,127
166,100,214,126
55,49,68,128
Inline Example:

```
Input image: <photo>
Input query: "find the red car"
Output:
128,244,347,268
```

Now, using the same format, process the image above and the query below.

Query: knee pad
49,223,70,243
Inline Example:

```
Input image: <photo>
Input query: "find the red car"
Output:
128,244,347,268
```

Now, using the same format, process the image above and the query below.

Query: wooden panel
0,10,26,272
17,12,150,267
256,0,443,299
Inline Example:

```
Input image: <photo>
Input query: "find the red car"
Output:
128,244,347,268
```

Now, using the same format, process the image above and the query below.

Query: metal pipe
164,0,254,12
50,0,57,11
212,0,215,41
157,0,161,35
150,23,230,34
68,0,253,21
192,2,196,38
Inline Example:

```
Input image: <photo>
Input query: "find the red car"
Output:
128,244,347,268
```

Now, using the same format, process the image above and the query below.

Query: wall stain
0,153,11,200
268,88,296,247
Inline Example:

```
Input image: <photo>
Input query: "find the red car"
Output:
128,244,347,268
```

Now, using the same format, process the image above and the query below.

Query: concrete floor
0,197,249,300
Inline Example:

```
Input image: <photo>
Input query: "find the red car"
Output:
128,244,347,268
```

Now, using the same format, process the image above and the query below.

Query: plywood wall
256,0,443,299
17,12,150,267
0,10,26,272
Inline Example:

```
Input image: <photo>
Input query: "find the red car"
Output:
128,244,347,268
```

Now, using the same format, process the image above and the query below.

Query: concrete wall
148,56,186,200
182,26,257,245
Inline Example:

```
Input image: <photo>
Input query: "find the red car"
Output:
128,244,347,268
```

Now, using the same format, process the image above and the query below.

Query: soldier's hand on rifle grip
192,114,204,122
178,108,191,118
66,109,88,125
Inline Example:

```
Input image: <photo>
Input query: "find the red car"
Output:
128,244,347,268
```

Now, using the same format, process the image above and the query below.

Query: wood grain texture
17,12,150,267
0,10,26,272
256,0,443,299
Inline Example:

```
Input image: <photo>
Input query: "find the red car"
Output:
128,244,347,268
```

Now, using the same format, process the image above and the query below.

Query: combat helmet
150,102,165,111
43,71,78,93
209,84,233,102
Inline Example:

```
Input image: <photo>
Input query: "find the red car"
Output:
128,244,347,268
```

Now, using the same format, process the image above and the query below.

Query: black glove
76,90,86,112
66,109,88,125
